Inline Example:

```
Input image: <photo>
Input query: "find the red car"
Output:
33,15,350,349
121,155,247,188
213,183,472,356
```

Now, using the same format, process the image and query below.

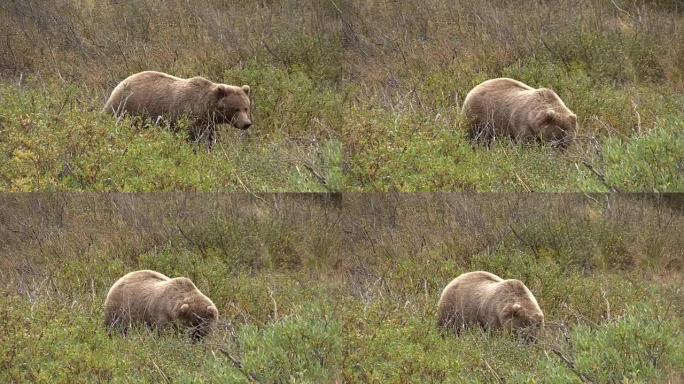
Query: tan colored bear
103,71,252,148
104,270,219,341
437,271,544,341
462,78,578,148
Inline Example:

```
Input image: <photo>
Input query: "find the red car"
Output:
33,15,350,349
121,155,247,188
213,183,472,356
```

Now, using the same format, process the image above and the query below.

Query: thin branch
550,348,594,384
600,288,611,321
176,222,208,258
581,161,621,193
302,162,331,191
509,223,540,258
218,348,260,383
482,359,503,384
631,99,642,136
268,286,278,321
610,0,631,16
151,360,170,384
539,30,570,72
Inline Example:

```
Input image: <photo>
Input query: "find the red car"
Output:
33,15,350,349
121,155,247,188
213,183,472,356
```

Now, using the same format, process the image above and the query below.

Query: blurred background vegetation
0,0,682,191
1,193,681,382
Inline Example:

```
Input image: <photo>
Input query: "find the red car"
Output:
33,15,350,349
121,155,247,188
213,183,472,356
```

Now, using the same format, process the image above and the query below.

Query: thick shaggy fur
437,271,544,341
103,71,252,148
462,78,578,147
104,270,219,341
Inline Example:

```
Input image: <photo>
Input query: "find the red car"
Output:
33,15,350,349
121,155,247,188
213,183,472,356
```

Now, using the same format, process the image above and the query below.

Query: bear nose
243,122,252,129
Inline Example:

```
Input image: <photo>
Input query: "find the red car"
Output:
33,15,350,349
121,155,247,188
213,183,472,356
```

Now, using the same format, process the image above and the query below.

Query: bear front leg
190,123,216,150
470,121,496,148
439,313,466,336
205,127,217,151
106,311,131,337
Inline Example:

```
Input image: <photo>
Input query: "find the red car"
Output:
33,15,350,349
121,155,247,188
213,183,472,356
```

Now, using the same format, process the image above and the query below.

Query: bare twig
509,223,540,258
233,172,266,202
581,161,621,193
46,37,65,82
539,29,570,72
550,348,594,384
327,0,368,57
514,172,531,192
631,99,642,136
482,359,503,384
218,348,260,383
261,39,286,65
268,286,278,321
301,162,331,191
610,0,631,16
176,222,208,258
284,157,331,191
600,288,611,321
151,360,170,384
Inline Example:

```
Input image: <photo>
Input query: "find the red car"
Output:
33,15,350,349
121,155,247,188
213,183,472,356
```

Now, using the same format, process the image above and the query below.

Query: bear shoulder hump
171,277,197,290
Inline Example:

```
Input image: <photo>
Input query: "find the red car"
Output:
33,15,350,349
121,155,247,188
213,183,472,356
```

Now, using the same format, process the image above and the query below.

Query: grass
0,67,343,192
1,193,682,383
1,0,683,191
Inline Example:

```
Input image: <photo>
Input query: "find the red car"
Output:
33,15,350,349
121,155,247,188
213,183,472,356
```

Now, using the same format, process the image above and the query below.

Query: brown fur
462,78,578,147
104,270,219,341
103,71,252,148
437,271,544,341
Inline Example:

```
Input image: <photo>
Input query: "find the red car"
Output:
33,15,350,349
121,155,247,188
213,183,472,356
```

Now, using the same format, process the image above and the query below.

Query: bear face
496,279,545,342
500,302,545,342
173,295,219,342
169,277,219,341
214,85,252,130
536,109,578,148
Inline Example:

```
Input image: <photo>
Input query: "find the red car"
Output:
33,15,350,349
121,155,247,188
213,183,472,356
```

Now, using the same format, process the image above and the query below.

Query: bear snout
517,318,544,343
519,330,541,344
231,112,252,130
553,134,574,149
189,319,215,342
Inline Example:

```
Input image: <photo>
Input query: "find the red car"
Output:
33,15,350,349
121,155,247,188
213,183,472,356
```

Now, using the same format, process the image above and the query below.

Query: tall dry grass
1,0,682,191
1,193,682,382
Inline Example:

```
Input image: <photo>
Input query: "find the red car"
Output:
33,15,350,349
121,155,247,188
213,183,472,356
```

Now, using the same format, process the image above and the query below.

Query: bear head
171,278,219,342
537,109,578,148
175,298,219,342
214,84,252,130
498,280,545,342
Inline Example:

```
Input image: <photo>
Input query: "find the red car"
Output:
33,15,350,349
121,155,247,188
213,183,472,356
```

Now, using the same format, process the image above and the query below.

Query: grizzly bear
462,78,578,148
103,71,252,149
104,270,219,342
437,271,544,342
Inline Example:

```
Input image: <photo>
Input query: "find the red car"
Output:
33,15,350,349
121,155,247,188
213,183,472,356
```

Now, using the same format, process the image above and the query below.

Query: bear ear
173,303,190,319
242,85,250,95
215,86,228,99
502,303,522,320
207,305,219,319
542,109,557,125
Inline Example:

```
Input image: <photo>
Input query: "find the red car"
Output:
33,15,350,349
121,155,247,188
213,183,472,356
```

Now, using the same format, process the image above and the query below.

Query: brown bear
461,78,578,148
437,271,544,342
103,71,252,149
104,270,219,342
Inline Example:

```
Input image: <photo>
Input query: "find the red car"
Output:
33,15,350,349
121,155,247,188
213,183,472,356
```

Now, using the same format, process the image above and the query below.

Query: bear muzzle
232,113,252,130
